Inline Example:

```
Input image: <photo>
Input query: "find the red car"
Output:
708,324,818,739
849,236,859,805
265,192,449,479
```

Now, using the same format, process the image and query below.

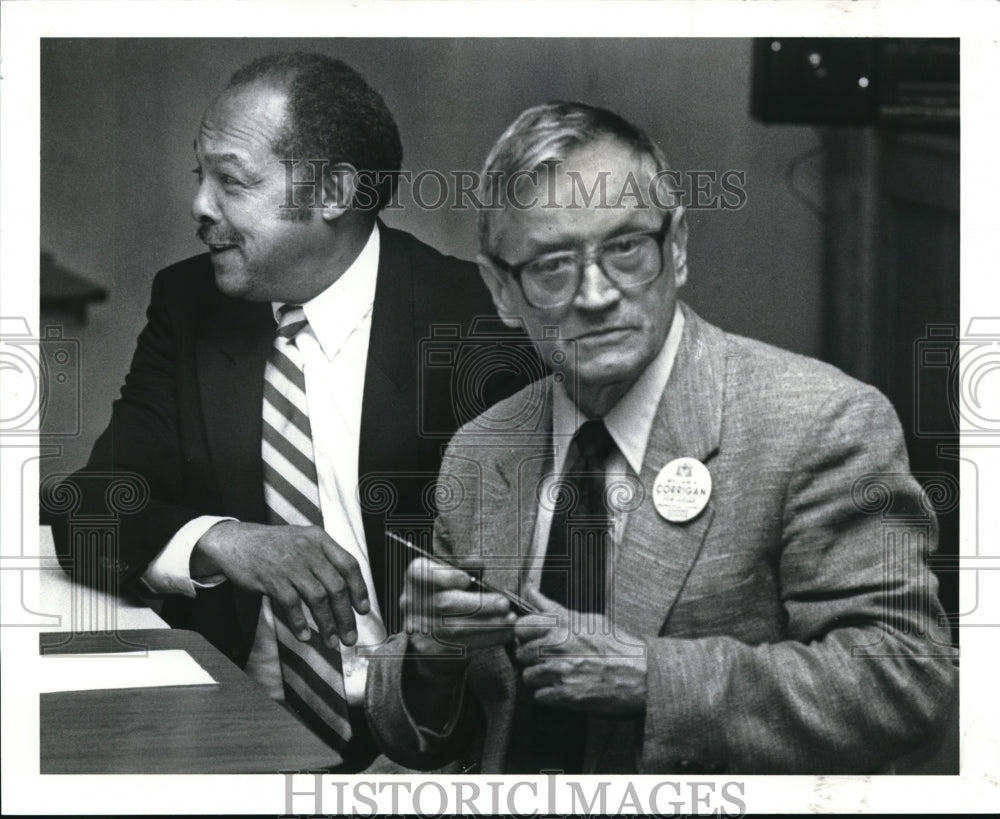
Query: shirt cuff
140,515,235,597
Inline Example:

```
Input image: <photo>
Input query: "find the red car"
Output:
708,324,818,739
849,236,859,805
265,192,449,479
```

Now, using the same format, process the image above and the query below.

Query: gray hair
477,101,683,255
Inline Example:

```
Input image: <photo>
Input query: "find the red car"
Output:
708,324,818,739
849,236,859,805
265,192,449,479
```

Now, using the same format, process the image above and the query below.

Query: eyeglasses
488,211,672,309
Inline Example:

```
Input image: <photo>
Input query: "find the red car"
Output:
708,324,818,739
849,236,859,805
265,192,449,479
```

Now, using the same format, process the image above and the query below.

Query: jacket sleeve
45,269,208,593
638,385,958,773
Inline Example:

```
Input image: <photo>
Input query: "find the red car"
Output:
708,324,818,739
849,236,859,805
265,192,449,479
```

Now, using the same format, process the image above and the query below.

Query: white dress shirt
526,305,685,587
142,223,386,705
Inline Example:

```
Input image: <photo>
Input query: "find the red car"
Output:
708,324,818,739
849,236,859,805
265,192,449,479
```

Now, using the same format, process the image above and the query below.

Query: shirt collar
271,222,380,360
552,304,685,474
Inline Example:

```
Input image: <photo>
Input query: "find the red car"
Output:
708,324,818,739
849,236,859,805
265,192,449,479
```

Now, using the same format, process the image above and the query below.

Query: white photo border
2,0,997,814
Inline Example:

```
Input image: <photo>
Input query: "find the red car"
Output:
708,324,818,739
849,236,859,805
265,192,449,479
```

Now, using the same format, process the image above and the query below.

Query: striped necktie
261,304,352,753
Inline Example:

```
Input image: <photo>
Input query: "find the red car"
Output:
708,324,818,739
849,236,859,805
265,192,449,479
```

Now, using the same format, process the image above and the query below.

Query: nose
191,178,220,224
573,258,621,311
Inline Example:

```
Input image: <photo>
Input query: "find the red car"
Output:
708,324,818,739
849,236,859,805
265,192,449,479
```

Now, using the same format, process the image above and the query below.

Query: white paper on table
39,649,218,693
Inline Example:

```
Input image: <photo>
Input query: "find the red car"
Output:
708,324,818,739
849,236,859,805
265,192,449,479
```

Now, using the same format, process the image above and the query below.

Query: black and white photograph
1,1,996,815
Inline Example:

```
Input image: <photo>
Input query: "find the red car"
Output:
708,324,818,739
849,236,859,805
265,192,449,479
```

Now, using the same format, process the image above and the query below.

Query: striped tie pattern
262,305,352,752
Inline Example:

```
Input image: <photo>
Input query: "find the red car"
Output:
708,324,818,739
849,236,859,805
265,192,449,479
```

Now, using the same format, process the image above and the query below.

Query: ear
477,254,522,329
668,206,689,288
319,162,359,222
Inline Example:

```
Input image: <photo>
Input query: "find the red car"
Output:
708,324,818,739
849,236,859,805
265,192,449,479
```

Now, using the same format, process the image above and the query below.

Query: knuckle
330,592,355,613
289,534,312,553
301,583,328,604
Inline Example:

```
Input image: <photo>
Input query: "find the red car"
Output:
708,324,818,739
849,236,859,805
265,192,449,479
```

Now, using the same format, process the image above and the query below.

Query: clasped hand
402,558,647,715
514,587,647,716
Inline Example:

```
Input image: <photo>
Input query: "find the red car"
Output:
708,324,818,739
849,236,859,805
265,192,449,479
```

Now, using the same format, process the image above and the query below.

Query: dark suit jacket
48,223,531,667
366,304,958,774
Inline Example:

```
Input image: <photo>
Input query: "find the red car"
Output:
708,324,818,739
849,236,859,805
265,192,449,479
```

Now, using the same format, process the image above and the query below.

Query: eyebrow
526,220,660,255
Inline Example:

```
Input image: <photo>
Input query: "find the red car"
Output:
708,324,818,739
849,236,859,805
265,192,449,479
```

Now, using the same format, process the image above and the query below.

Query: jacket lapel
196,293,274,523
466,384,552,772
196,292,275,653
484,380,554,598
587,308,726,773
611,306,725,638
362,222,416,397
359,224,420,621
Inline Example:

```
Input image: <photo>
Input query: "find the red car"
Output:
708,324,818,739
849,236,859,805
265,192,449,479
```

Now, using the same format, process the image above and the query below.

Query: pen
385,530,540,615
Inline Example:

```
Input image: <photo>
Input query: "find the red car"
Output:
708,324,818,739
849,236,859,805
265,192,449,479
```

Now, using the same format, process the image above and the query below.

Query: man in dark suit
46,52,530,771
366,101,957,774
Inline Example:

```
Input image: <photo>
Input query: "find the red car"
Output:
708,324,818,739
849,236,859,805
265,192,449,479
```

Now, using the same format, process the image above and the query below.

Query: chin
212,267,260,300
577,352,645,385
213,272,246,297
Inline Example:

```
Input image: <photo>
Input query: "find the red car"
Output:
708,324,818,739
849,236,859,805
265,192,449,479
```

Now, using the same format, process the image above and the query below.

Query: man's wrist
191,519,237,577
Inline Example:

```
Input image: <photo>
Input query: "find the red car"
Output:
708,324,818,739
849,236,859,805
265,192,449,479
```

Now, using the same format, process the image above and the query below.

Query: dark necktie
261,305,352,754
507,420,616,774
541,419,616,613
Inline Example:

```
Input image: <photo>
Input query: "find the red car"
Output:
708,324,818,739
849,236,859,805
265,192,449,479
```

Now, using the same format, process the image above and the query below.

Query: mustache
197,224,242,246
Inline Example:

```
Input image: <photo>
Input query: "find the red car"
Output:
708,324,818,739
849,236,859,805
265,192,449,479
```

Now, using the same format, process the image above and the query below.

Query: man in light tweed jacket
365,102,957,774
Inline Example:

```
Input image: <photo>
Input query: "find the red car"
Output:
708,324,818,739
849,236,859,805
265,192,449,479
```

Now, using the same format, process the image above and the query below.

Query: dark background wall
40,37,826,475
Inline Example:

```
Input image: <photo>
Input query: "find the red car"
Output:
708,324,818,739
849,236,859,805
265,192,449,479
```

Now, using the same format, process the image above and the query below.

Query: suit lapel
467,384,551,773
196,293,274,523
586,310,726,773
196,292,275,653
611,307,725,638
359,224,420,620
363,222,416,396
483,380,554,598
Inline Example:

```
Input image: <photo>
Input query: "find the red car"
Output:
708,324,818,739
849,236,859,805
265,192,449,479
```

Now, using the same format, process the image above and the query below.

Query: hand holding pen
386,531,539,615
388,531,530,676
